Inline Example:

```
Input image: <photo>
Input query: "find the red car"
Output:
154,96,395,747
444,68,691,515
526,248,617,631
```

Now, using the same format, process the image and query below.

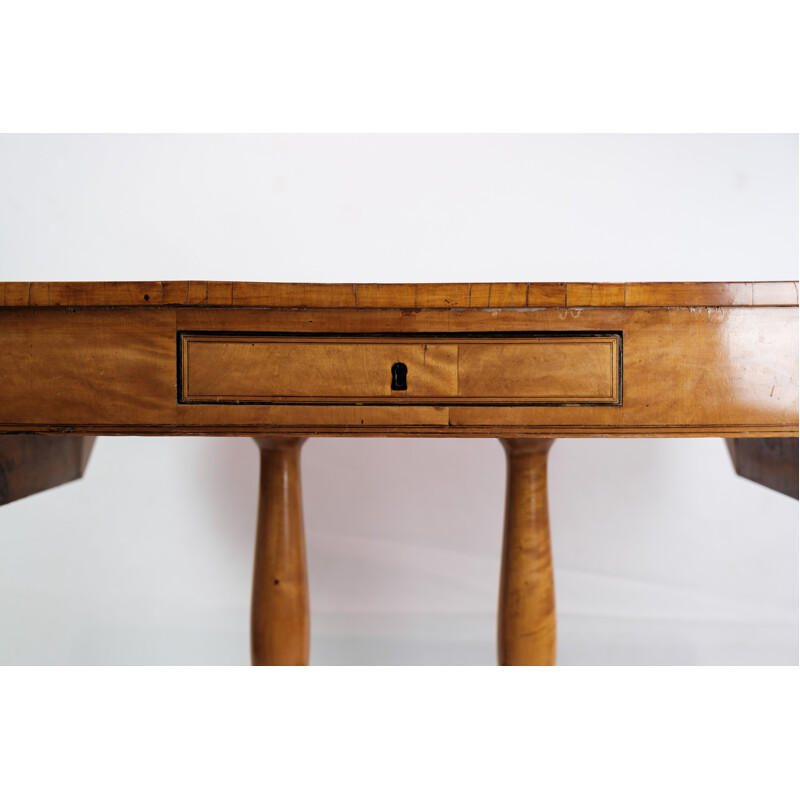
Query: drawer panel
181,336,458,402
179,333,621,405
458,339,619,402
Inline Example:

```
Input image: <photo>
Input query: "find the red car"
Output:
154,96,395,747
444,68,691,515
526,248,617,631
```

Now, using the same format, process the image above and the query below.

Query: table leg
497,438,557,666
251,437,309,666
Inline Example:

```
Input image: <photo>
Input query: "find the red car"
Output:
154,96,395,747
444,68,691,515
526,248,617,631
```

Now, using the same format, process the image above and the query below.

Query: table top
1,280,797,309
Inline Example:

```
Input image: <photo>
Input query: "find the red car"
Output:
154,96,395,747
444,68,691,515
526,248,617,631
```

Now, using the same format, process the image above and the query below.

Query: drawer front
179,333,621,405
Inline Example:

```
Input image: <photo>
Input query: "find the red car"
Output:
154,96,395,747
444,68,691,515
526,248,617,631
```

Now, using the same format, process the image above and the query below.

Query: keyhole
391,362,407,391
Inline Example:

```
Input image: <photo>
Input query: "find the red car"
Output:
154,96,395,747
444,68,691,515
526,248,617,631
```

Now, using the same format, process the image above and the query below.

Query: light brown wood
1,303,794,436
414,283,472,307
457,336,619,403
726,437,799,499
1,281,797,308
497,438,556,666
251,437,309,666
467,283,530,307
566,283,626,306
624,282,754,307
0,281,797,667
182,336,459,402
180,333,620,405
0,434,95,505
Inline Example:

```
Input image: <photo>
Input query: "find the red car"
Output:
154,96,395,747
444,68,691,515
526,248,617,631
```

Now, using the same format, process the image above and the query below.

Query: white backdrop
0,134,797,664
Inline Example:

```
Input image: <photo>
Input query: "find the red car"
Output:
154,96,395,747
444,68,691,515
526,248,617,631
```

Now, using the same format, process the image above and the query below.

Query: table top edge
1,281,797,308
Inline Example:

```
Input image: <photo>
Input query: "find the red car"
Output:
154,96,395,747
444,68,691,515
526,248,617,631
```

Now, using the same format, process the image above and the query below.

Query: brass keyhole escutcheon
391,362,408,391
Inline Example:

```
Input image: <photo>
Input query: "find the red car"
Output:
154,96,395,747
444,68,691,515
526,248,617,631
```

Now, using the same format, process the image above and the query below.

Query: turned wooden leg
497,438,556,666
251,437,309,666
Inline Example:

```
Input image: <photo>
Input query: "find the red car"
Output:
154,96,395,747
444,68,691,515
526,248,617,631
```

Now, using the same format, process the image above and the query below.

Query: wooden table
1,281,797,665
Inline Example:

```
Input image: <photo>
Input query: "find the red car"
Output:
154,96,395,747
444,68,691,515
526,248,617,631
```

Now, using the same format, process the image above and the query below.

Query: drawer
179,333,621,405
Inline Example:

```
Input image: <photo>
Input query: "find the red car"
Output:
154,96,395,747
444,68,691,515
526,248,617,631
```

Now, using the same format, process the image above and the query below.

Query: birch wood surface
1,280,796,308
498,438,557,666
251,438,309,666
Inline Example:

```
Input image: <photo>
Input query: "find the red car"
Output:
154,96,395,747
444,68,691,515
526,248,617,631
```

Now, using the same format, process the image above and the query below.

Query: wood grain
2,281,797,308
624,282,754,307
2,305,794,435
566,283,626,307
182,336,459,403
457,337,619,403
0,281,796,668
251,438,309,666
0,435,95,505
497,438,556,666
0,307,177,428
2,281,796,668
180,334,620,405
355,284,417,308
